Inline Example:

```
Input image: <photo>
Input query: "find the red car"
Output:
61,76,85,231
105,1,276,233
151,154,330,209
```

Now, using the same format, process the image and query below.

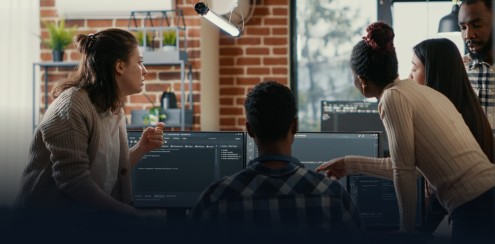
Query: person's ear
291,117,298,134
115,59,125,75
246,121,254,138
357,75,368,88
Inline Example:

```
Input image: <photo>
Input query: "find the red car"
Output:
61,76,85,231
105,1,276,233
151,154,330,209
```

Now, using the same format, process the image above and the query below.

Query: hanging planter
133,30,153,52
161,29,177,52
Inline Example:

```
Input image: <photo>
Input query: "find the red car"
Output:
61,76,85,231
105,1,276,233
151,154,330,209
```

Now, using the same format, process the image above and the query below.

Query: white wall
0,0,39,206
200,19,220,131
57,0,174,19
393,2,464,79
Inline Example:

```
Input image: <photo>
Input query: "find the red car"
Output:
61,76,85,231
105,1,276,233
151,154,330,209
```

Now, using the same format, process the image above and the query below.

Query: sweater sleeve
380,89,418,233
344,156,394,179
41,91,136,215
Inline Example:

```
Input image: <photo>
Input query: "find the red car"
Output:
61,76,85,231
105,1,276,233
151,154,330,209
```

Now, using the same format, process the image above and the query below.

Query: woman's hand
138,122,165,153
129,122,165,166
315,157,347,179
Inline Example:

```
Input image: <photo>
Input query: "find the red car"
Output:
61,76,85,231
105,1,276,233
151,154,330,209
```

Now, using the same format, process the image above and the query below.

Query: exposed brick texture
219,0,289,131
38,0,290,131
40,0,54,7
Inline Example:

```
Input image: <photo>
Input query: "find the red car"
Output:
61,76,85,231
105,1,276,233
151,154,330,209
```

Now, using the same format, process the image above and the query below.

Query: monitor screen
347,174,424,230
246,131,423,230
245,132,382,191
127,131,245,208
246,131,382,172
320,100,389,155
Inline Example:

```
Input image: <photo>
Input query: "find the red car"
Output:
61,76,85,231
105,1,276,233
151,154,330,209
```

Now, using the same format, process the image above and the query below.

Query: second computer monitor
320,100,389,155
245,131,382,193
245,131,423,230
246,131,382,171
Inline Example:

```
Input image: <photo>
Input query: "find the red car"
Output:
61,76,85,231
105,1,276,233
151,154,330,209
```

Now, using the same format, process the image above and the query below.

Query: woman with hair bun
316,22,495,243
16,28,164,216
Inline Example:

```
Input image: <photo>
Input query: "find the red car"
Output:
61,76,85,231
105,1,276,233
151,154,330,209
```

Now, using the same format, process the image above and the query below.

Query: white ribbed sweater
344,79,495,232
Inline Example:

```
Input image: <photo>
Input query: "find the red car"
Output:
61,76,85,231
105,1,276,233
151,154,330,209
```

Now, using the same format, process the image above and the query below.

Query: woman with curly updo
16,28,164,216
316,22,495,243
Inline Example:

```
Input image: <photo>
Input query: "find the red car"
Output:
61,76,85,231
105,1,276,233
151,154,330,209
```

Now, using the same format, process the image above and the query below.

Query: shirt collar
466,54,491,70
248,154,304,176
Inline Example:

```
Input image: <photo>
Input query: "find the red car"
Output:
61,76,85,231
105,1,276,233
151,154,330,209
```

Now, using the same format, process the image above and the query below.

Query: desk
32,60,192,131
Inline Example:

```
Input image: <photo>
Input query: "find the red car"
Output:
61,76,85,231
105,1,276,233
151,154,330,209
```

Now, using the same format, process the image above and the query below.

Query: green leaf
162,29,176,46
42,19,77,51
133,30,152,47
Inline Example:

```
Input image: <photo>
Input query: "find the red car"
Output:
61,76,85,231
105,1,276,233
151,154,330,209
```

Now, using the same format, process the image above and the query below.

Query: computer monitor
347,174,424,230
246,131,382,191
245,131,423,230
320,100,389,155
246,131,382,172
127,131,245,209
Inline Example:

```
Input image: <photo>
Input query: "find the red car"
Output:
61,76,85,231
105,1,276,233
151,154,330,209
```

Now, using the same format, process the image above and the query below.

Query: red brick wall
219,0,290,131
38,0,289,131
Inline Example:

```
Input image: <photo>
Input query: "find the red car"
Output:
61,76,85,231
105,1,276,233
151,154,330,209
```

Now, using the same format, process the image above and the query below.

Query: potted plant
143,106,167,125
161,29,177,51
134,30,153,51
42,19,76,62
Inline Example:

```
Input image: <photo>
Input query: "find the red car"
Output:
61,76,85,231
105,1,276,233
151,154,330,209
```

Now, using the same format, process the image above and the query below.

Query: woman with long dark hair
410,38,494,235
411,38,493,161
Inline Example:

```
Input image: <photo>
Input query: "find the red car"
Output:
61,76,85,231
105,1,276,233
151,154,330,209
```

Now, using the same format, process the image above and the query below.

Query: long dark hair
413,38,494,161
350,21,398,87
52,28,138,113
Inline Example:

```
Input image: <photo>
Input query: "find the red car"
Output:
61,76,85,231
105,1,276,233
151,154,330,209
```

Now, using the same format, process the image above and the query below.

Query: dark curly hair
244,81,297,144
52,28,138,113
350,21,398,87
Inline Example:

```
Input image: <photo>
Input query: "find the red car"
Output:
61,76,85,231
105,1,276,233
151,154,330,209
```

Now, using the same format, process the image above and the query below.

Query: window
293,0,377,131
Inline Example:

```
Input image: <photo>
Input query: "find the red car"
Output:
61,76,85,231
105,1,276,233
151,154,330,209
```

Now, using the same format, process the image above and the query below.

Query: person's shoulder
379,80,402,101
200,169,253,198
42,88,77,113
382,79,423,97
54,87,90,107
382,79,439,104
38,88,94,135
396,78,417,87
43,88,97,128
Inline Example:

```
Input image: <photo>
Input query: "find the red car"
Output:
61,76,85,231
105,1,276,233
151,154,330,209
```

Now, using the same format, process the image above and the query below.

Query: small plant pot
139,46,152,53
52,50,64,62
162,45,176,52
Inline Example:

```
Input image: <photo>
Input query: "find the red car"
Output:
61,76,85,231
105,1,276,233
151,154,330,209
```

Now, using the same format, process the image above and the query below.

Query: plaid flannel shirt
465,54,495,129
188,155,364,241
